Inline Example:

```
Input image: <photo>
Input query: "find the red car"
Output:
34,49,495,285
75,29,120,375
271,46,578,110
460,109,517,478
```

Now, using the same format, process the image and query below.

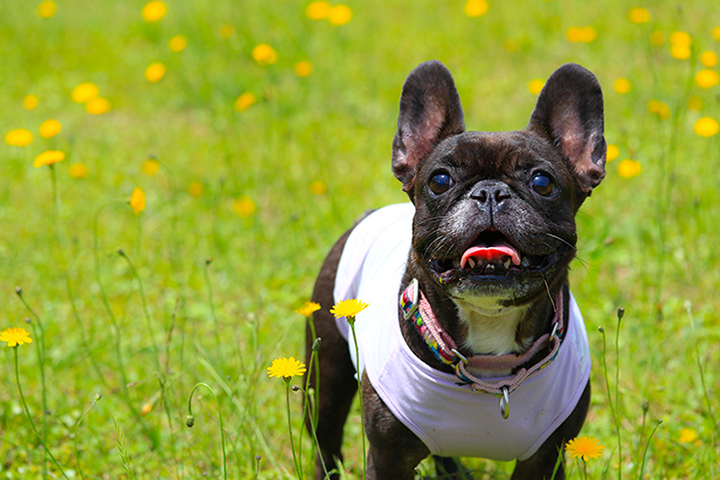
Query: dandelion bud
312,337,322,351
205,257,212,265
15,286,22,295
185,415,195,427
25,317,31,324
617,307,625,321
642,400,649,413
95,393,103,401
598,326,605,333
291,385,301,392
117,248,125,256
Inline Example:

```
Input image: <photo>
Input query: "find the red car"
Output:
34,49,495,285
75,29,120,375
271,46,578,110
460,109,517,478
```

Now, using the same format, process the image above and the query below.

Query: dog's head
392,61,605,308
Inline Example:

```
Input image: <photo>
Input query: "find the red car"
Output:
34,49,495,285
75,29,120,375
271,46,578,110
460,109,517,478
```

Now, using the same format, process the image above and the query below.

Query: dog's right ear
392,60,465,200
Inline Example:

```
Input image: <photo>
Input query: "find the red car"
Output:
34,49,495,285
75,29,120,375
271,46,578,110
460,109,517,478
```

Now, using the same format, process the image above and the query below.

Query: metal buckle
403,278,420,320
499,387,510,420
450,348,469,365
549,322,559,342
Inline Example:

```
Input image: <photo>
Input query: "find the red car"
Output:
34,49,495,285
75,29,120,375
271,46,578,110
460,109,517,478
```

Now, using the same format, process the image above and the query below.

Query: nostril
471,189,488,203
494,188,511,203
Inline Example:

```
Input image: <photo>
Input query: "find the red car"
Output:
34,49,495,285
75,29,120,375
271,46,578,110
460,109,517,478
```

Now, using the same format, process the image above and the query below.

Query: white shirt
333,203,591,461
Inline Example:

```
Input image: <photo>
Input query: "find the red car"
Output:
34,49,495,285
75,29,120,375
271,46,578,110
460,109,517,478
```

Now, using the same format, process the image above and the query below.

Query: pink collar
399,279,565,419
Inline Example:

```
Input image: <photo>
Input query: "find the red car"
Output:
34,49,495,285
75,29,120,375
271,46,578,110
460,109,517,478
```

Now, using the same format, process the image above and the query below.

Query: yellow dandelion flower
1,327,33,347
650,30,665,46
565,436,604,462
234,92,257,112
566,26,596,43
700,51,719,67
71,82,100,103
168,35,188,52
34,150,65,168
694,117,720,137
695,69,719,89
688,95,702,111
145,62,166,83
330,299,369,319
310,180,327,195
670,44,691,60
628,7,650,24
679,427,698,444
85,97,111,114
140,403,152,416
23,94,39,110
618,159,641,179
130,187,146,215
5,129,33,147
233,196,256,217
267,357,307,380
143,158,160,175
528,78,545,95
220,24,235,38
670,31,692,47
142,1,167,22
188,181,203,197
328,5,352,26
606,144,620,162
68,163,89,179
296,301,321,317
252,43,278,66
37,1,57,18
39,119,62,139
714,26,720,42
613,78,632,94
647,99,670,120
306,1,331,20
465,0,489,18
294,61,313,77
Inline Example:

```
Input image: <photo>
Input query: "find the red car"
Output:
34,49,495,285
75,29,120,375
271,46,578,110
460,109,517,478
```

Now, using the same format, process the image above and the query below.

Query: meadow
1,0,719,478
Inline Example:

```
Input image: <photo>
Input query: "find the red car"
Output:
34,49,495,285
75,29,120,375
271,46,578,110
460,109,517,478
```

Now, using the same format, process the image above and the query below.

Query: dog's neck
453,298,530,356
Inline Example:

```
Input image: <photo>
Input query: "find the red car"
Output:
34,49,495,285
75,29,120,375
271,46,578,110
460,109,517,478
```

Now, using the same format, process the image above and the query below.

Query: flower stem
284,381,303,479
348,316,367,477
187,383,227,480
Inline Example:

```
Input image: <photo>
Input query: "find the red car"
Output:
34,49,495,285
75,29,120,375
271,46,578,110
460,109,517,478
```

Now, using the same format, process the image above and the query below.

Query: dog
305,60,605,479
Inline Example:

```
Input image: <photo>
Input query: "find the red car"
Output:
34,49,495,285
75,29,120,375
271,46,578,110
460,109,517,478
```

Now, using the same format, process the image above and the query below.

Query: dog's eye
530,172,555,197
429,173,454,195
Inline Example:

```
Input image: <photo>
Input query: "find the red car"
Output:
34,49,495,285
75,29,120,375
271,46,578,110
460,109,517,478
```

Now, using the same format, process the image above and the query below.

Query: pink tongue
460,245,521,269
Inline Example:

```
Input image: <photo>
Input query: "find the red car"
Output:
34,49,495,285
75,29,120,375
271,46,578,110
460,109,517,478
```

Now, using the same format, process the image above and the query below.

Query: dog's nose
470,182,512,206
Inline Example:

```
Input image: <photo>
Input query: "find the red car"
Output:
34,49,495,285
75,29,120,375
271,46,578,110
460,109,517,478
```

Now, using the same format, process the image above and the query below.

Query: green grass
1,0,719,478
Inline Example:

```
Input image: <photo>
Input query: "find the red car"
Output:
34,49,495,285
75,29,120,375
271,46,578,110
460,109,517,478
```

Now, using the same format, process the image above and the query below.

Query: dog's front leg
511,382,591,480
362,374,429,479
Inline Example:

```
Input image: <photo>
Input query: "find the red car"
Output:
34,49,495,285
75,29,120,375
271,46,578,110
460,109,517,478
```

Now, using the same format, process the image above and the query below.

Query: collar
399,278,565,419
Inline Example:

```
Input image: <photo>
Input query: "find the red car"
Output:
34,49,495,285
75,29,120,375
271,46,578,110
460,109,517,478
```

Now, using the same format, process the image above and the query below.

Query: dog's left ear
527,63,606,198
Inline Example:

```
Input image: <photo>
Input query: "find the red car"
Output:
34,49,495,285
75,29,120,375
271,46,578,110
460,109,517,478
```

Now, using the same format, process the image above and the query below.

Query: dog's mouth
431,231,557,284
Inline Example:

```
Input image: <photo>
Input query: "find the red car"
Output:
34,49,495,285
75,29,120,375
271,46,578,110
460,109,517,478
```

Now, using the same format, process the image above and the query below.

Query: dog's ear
526,63,606,198
392,60,465,199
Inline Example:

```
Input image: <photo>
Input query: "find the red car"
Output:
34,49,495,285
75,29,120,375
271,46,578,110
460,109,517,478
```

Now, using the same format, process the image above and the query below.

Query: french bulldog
305,60,605,480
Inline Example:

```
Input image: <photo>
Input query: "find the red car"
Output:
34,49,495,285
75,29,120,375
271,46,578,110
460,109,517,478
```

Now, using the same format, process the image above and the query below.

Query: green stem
614,310,623,479
599,325,621,479
638,420,662,480
203,258,222,352
13,347,70,480
284,381,303,480
348,316,367,477
187,383,227,480
73,394,102,480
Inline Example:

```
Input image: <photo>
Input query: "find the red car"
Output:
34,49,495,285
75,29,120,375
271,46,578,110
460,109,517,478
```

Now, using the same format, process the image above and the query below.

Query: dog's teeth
467,258,476,269
521,257,531,267
503,259,511,269
486,264,495,272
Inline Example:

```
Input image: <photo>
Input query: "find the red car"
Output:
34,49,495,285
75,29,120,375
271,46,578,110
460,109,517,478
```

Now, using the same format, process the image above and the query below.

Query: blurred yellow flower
694,117,719,137
145,62,166,82
1,327,33,347
37,1,57,18
613,78,632,94
23,94,39,110
688,95,702,111
647,99,670,120
39,119,62,138
679,427,698,444
71,82,100,103
670,31,692,47
220,24,235,38
700,51,719,67
650,30,665,46
528,78,545,95
465,0,489,17
503,39,519,53
310,180,327,195
85,97,111,114
234,92,257,112
618,159,641,179
566,26,597,43
33,150,65,168
565,436,604,462
233,196,256,217
606,144,619,162
267,357,306,380
168,35,188,52
712,26,720,42
188,181,203,197
252,43,278,66
670,45,691,60
68,163,89,179
330,299,369,319
143,158,160,175
628,7,650,24
328,5,352,26
296,301,321,316
140,403,152,416
130,187,146,215
306,1,331,20
695,69,719,88
5,129,33,147
294,61,313,77
142,1,167,22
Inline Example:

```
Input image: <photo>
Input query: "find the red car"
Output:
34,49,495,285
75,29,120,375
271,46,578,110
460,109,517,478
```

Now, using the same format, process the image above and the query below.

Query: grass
1,0,719,478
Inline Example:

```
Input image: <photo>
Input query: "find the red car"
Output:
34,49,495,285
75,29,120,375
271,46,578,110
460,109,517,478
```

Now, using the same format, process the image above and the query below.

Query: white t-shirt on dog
333,203,591,462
